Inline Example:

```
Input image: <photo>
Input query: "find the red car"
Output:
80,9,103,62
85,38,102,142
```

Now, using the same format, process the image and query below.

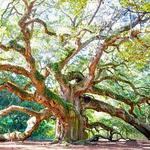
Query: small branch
0,42,25,55
23,82,32,90
127,8,150,14
88,0,103,25
25,18,56,36
93,76,141,96
60,38,81,69
138,97,150,105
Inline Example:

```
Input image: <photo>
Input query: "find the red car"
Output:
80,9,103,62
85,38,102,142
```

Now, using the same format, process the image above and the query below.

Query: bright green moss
34,71,45,81
44,87,73,110
48,63,60,73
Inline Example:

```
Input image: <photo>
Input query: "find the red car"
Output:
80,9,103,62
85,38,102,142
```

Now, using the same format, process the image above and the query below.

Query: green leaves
118,34,150,69
48,62,60,73
58,0,88,16
34,71,45,81
120,0,150,12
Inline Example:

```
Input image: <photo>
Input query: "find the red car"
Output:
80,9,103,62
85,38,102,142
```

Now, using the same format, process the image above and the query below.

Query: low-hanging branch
91,86,134,106
0,81,34,101
0,106,52,141
91,86,149,113
81,96,150,140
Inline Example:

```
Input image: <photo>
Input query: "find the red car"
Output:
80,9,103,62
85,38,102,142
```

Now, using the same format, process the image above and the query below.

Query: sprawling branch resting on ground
0,106,52,141
86,122,114,133
86,122,127,142
81,96,150,140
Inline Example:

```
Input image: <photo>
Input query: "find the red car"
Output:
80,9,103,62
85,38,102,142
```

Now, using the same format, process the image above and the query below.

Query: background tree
0,0,149,142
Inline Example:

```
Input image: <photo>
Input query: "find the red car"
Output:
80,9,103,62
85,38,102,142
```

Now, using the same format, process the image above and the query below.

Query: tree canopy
0,0,149,142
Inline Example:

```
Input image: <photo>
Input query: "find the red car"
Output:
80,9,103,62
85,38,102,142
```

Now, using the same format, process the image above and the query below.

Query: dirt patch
0,140,149,150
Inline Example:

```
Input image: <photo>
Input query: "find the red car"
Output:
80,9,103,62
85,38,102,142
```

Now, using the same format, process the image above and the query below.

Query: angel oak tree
0,0,150,142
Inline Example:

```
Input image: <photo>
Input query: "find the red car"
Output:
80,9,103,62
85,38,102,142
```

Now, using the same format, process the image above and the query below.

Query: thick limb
0,106,52,141
0,81,34,101
81,96,150,140
91,86,150,114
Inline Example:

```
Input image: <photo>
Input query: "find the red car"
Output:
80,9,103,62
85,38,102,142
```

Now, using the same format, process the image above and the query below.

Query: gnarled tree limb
0,106,52,141
81,96,150,140
0,81,34,101
25,18,56,36
0,64,30,77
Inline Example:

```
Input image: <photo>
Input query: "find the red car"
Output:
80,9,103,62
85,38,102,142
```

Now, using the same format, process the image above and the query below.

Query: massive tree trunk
55,112,87,142
55,96,88,142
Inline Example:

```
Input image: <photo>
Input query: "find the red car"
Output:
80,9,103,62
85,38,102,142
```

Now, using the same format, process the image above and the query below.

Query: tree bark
82,97,150,140
55,94,88,142
55,111,88,142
